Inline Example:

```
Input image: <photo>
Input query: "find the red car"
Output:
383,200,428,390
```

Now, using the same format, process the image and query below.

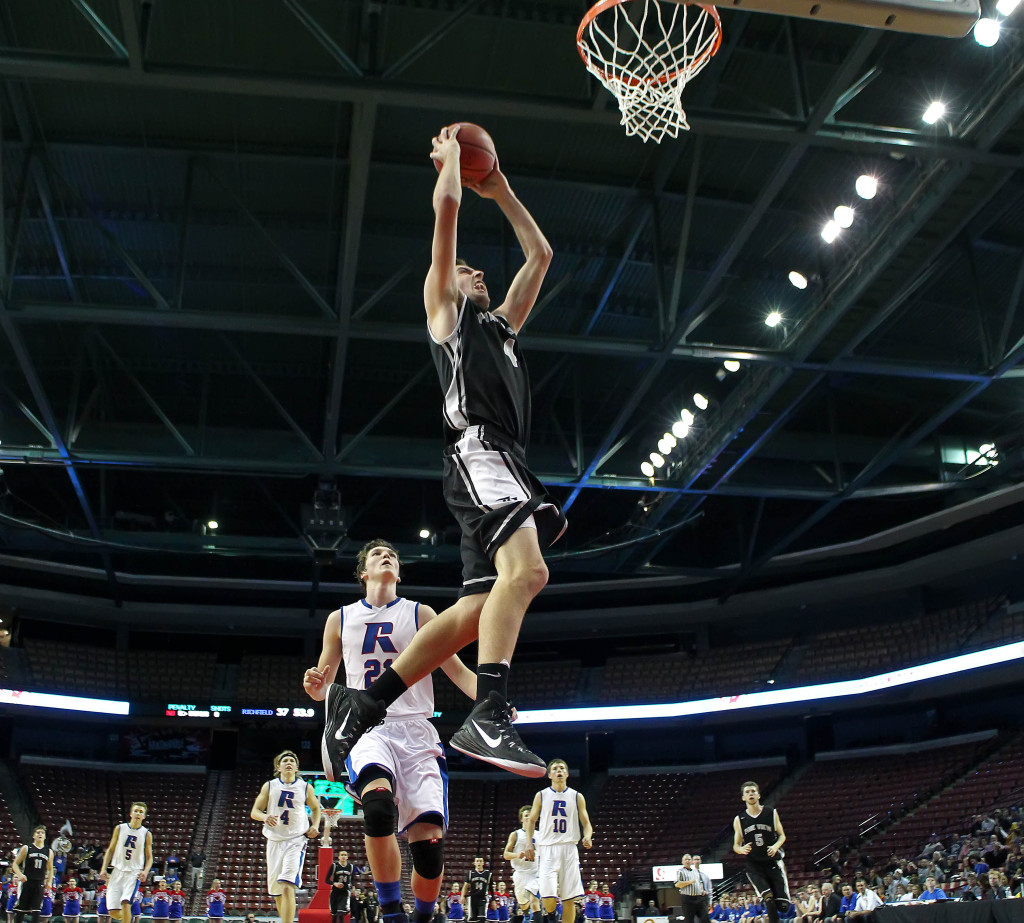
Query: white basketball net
577,0,722,143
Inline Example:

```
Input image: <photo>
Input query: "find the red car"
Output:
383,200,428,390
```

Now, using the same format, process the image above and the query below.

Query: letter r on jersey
362,622,398,655
125,835,138,850
278,791,296,808
552,800,567,817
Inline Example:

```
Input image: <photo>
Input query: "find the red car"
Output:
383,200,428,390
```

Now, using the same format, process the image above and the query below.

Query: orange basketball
433,122,497,185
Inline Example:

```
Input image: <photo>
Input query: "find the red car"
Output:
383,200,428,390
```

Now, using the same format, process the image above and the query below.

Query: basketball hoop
321,809,343,847
577,0,722,142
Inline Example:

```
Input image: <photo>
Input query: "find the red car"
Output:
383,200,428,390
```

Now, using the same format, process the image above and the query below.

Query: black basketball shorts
15,882,45,913
745,859,791,910
442,426,567,597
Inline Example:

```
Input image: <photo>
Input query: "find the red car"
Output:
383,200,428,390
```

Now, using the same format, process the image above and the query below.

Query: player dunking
250,751,322,923
322,124,563,779
732,782,790,923
304,540,476,923
11,824,54,923
99,802,153,923
522,759,594,923
503,808,540,923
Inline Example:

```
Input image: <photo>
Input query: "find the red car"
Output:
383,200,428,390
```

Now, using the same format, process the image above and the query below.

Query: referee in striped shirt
675,855,710,923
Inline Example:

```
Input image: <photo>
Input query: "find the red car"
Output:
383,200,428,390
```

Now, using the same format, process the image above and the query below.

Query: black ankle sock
476,661,509,703
367,666,409,707
381,901,403,917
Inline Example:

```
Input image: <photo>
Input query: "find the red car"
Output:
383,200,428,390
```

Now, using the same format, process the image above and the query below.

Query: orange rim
577,0,722,87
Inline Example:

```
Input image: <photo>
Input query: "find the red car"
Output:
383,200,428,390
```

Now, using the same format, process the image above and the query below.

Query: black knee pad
409,836,445,880
361,786,398,838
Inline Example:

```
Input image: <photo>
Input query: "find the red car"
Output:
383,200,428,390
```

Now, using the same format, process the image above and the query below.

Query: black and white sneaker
449,691,546,777
321,684,387,782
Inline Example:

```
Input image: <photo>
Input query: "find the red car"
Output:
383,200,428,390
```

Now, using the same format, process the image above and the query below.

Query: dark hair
455,257,469,268
33,824,46,834
741,780,760,794
355,539,399,585
547,757,569,772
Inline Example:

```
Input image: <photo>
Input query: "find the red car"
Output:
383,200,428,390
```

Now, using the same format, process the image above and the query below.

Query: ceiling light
973,17,1001,44
996,0,1020,13
419,528,431,539
765,311,782,328
979,443,994,454
641,461,655,477
821,220,841,243
693,393,709,411
207,520,219,530
662,432,677,449
680,409,695,426
833,205,855,229
671,420,689,438
855,175,878,199
650,452,666,468
922,101,947,124
788,271,808,289
973,18,1001,45
723,360,741,373
658,437,671,455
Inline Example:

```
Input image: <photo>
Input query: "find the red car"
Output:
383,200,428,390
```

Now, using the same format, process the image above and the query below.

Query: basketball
434,122,497,185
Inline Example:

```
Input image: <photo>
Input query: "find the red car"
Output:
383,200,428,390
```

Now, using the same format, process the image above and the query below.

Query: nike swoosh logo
478,672,501,678
472,720,503,748
334,710,352,740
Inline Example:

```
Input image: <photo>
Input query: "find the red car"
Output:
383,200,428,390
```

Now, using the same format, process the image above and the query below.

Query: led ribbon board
517,641,1024,726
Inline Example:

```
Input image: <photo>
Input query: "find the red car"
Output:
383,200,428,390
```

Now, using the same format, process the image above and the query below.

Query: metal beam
70,0,129,60
336,362,432,462
283,0,363,77
381,0,487,79
322,102,377,461
116,0,144,72
0,52,1020,167
561,31,884,513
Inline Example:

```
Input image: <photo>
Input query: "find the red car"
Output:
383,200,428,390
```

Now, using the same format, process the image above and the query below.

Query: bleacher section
864,734,1024,859
0,787,22,859
20,763,206,881
767,738,993,884
21,639,216,702
788,598,1004,685
236,654,309,706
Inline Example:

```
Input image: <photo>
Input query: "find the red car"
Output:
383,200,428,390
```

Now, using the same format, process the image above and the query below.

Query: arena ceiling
0,0,1023,610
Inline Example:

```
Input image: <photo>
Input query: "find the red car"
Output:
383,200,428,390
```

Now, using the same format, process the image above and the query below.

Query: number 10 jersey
535,787,581,846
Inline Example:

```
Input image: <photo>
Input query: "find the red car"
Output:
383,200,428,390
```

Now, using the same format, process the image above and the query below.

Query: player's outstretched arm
733,817,750,856
250,783,273,825
577,793,594,849
304,610,343,701
521,793,543,861
425,125,463,342
420,605,477,700
100,827,120,881
304,784,322,837
767,811,786,856
473,170,552,333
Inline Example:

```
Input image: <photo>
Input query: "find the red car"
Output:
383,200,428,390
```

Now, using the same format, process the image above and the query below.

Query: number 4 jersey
536,787,581,846
263,777,311,841
340,597,434,719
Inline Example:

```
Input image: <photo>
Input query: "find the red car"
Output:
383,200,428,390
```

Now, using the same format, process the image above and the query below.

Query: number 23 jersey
341,597,434,720
535,787,581,846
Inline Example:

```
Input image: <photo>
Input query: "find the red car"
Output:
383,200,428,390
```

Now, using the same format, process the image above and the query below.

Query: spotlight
765,311,783,328
693,393,709,411
658,437,672,455
650,452,666,468
662,432,677,449
641,461,655,477
855,175,878,199
996,0,1019,13
833,206,855,229
922,101,947,125
821,220,840,243
207,520,219,531
671,420,689,438
973,18,1000,45
419,528,431,539
980,443,994,454
680,409,695,426
723,360,741,373
788,271,808,290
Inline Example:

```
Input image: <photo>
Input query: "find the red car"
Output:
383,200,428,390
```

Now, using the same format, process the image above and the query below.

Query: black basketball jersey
468,869,493,897
23,845,49,881
429,296,531,448
737,806,783,862
327,861,355,892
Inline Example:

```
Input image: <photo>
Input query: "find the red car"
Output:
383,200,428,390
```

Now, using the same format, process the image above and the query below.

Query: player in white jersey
99,802,153,923
250,751,322,923
503,806,541,923
522,760,593,923
304,540,476,923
